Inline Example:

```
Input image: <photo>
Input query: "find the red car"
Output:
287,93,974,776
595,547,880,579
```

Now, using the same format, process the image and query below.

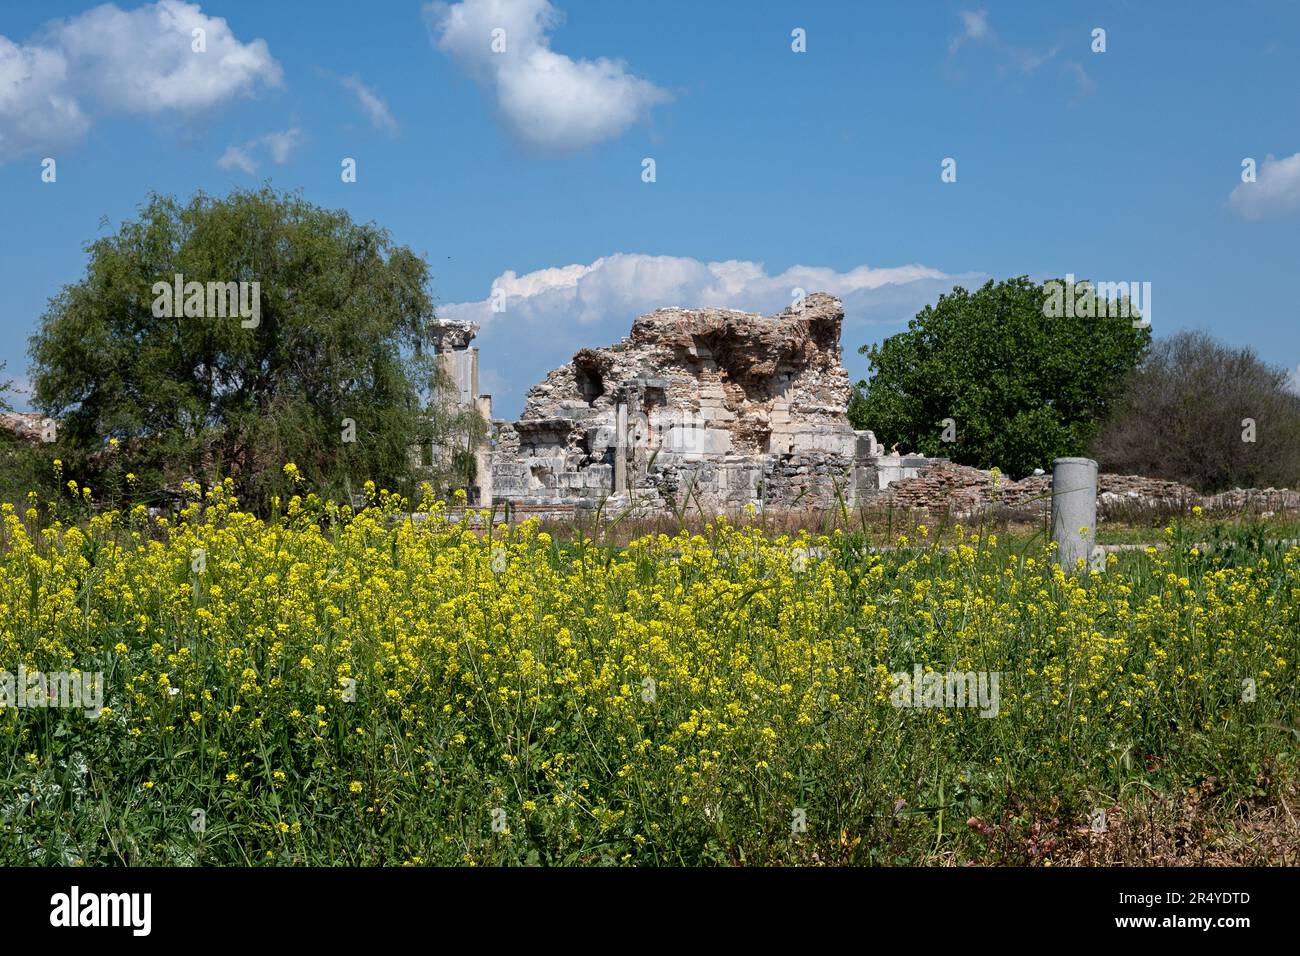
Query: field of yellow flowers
1,476,1297,865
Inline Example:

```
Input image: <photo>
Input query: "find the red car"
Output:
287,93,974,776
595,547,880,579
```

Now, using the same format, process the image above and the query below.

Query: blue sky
2,0,1298,418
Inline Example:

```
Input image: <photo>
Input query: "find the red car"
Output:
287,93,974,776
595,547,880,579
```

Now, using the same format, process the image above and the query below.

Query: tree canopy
28,186,475,508
849,277,1151,477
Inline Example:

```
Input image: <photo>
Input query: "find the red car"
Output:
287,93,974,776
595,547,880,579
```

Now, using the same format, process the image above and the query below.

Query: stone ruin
4,293,1295,521
432,293,1300,521
424,318,494,504
0,412,48,443
430,293,930,514
878,460,1300,518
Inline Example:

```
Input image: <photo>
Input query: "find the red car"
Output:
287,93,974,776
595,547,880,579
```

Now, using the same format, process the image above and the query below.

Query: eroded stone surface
441,292,1300,520
0,412,46,444
491,293,881,510
878,461,1300,517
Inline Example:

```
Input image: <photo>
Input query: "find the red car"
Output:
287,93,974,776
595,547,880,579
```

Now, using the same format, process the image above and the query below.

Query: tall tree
28,186,476,508
849,277,1150,477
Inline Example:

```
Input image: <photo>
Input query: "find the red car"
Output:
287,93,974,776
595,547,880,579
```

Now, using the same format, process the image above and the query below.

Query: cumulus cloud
0,37,88,157
440,253,982,417
0,0,280,161
216,127,301,173
1230,152,1300,221
424,0,670,152
341,76,398,134
444,254,958,327
48,0,281,113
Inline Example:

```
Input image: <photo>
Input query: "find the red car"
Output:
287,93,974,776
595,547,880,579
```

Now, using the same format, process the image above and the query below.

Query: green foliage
0,440,46,513
0,362,12,413
849,277,1150,477
26,186,475,510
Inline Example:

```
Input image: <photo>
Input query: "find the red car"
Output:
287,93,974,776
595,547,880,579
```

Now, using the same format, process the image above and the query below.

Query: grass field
2,478,1298,865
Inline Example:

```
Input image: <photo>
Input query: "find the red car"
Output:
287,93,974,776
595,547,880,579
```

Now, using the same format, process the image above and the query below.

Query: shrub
1092,331,1300,492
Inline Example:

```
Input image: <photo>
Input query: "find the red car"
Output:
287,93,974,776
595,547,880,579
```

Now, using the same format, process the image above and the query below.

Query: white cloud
948,9,1056,75
440,253,982,417
215,142,256,174
424,0,670,152
0,0,280,161
260,127,301,163
0,37,88,157
49,0,281,113
216,127,301,173
1015,48,1055,73
341,76,398,134
950,9,990,53
1230,152,1300,221
444,253,967,328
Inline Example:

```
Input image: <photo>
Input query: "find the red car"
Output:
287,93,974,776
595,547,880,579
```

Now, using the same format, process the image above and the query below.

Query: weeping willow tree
27,186,484,512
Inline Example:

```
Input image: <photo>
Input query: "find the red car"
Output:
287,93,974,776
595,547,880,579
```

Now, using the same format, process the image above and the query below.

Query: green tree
849,277,1150,477
0,362,13,413
28,186,479,509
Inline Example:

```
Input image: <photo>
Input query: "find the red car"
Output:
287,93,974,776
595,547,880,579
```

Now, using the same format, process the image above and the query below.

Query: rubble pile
879,461,1300,517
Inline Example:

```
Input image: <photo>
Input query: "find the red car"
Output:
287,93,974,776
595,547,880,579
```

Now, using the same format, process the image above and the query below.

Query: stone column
614,403,628,494
1051,457,1097,573
475,395,493,506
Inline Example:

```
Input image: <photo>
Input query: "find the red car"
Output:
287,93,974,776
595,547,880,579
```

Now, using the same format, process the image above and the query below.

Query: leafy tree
28,186,480,509
849,277,1151,477
1092,331,1300,492
0,362,11,411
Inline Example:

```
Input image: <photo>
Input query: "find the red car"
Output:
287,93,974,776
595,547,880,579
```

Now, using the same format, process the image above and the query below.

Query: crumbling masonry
430,294,932,513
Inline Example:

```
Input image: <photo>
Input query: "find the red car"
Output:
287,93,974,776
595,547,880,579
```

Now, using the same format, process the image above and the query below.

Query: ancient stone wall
489,293,888,512
426,319,493,504
877,460,1300,517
